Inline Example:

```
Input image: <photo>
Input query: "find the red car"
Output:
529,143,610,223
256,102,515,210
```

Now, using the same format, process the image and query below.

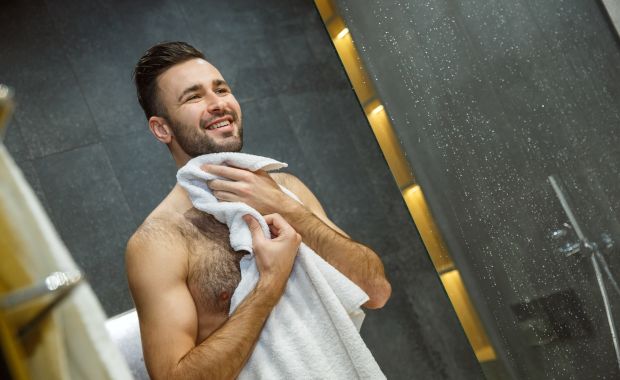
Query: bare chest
181,209,246,315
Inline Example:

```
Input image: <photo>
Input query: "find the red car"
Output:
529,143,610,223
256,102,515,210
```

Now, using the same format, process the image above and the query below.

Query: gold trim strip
314,0,497,364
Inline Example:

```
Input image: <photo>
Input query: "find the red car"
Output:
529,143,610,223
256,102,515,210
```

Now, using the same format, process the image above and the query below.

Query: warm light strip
336,27,350,39
370,104,384,115
402,185,453,273
365,100,414,188
440,270,497,362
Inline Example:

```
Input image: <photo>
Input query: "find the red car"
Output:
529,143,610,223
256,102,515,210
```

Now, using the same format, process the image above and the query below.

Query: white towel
177,152,386,380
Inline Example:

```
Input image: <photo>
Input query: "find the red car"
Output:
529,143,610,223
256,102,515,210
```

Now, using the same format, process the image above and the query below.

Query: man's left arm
204,165,391,309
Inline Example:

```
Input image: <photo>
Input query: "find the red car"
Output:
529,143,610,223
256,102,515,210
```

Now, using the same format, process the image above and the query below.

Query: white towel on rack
177,152,385,380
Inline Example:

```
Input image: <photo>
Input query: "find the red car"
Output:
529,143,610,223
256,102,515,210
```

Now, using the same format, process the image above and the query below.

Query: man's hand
244,213,301,298
203,164,295,215
205,166,391,309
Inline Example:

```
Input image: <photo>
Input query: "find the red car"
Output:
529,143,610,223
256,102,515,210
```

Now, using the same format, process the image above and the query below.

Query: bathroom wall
333,0,620,378
0,0,482,378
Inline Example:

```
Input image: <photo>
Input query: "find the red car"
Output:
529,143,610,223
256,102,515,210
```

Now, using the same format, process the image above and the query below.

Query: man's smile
203,115,235,133
207,120,230,130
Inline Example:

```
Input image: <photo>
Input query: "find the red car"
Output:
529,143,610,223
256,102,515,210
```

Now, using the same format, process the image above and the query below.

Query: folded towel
177,152,386,380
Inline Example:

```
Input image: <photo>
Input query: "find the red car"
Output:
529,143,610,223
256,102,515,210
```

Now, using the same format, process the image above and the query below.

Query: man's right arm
126,213,300,380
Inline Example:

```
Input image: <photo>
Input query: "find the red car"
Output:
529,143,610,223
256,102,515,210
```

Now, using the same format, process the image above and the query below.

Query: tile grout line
41,0,105,146
36,0,145,229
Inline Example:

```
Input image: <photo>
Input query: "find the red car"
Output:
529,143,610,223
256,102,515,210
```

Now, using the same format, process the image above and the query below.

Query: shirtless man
125,41,392,380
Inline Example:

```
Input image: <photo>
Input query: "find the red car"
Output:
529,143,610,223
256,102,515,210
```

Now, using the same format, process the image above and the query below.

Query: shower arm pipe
548,175,620,373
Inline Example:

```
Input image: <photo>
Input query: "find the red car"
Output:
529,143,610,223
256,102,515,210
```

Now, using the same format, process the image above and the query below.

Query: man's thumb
243,214,263,241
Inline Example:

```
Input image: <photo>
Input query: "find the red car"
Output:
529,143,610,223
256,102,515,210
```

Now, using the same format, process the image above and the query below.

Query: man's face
157,58,243,156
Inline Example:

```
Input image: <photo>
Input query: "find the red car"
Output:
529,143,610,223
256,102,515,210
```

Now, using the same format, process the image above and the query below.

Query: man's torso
141,173,292,343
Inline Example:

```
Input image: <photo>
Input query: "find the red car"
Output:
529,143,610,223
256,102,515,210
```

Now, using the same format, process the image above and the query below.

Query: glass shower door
548,174,620,371
499,168,620,379
548,165,620,373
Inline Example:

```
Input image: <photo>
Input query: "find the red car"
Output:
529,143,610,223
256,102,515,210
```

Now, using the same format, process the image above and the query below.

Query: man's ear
148,116,173,144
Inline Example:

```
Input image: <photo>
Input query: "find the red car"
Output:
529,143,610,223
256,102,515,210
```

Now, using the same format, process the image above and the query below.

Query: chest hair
180,208,246,312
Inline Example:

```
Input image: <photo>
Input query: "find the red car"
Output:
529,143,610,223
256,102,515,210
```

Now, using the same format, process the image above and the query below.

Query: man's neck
170,145,192,168
174,155,191,168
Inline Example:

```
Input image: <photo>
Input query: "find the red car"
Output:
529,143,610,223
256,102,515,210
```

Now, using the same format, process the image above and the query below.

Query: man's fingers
212,190,237,202
263,213,295,238
243,215,264,242
202,164,250,181
269,224,279,238
207,178,238,192
263,213,285,228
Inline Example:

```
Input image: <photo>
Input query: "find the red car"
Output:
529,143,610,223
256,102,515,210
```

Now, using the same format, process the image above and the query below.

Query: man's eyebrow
177,84,203,102
213,79,229,87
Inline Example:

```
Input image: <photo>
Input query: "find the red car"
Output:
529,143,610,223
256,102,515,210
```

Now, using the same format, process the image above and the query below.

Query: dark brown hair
133,41,205,119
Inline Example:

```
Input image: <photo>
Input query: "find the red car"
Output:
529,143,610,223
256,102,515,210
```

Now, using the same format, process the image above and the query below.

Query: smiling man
125,41,391,380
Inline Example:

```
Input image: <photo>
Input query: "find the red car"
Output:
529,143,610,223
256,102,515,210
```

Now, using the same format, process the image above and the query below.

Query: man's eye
215,87,229,94
187,95,200,101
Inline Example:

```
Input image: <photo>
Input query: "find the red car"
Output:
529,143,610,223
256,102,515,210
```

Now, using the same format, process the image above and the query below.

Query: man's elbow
364,278,392,309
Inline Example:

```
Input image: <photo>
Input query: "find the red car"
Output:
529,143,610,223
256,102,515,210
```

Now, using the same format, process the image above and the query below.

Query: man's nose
206,95,226,114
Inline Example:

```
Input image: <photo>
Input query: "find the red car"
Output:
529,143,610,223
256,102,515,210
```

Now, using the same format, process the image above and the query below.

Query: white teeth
207,120,231,130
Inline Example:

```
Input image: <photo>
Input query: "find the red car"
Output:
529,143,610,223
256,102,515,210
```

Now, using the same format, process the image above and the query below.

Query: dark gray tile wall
335,0,620,378
1,0,481,378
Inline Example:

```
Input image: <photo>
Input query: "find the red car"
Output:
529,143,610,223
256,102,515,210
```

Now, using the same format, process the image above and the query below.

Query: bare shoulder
271,172,318,203
270,172,349,237
127,211,184,256
270,172,305,193
125,210,190,288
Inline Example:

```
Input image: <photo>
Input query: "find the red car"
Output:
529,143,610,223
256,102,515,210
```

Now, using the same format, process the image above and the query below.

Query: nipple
220,291,230,301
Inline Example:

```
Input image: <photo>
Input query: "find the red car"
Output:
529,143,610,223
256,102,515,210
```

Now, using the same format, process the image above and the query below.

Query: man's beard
168,111,243,157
